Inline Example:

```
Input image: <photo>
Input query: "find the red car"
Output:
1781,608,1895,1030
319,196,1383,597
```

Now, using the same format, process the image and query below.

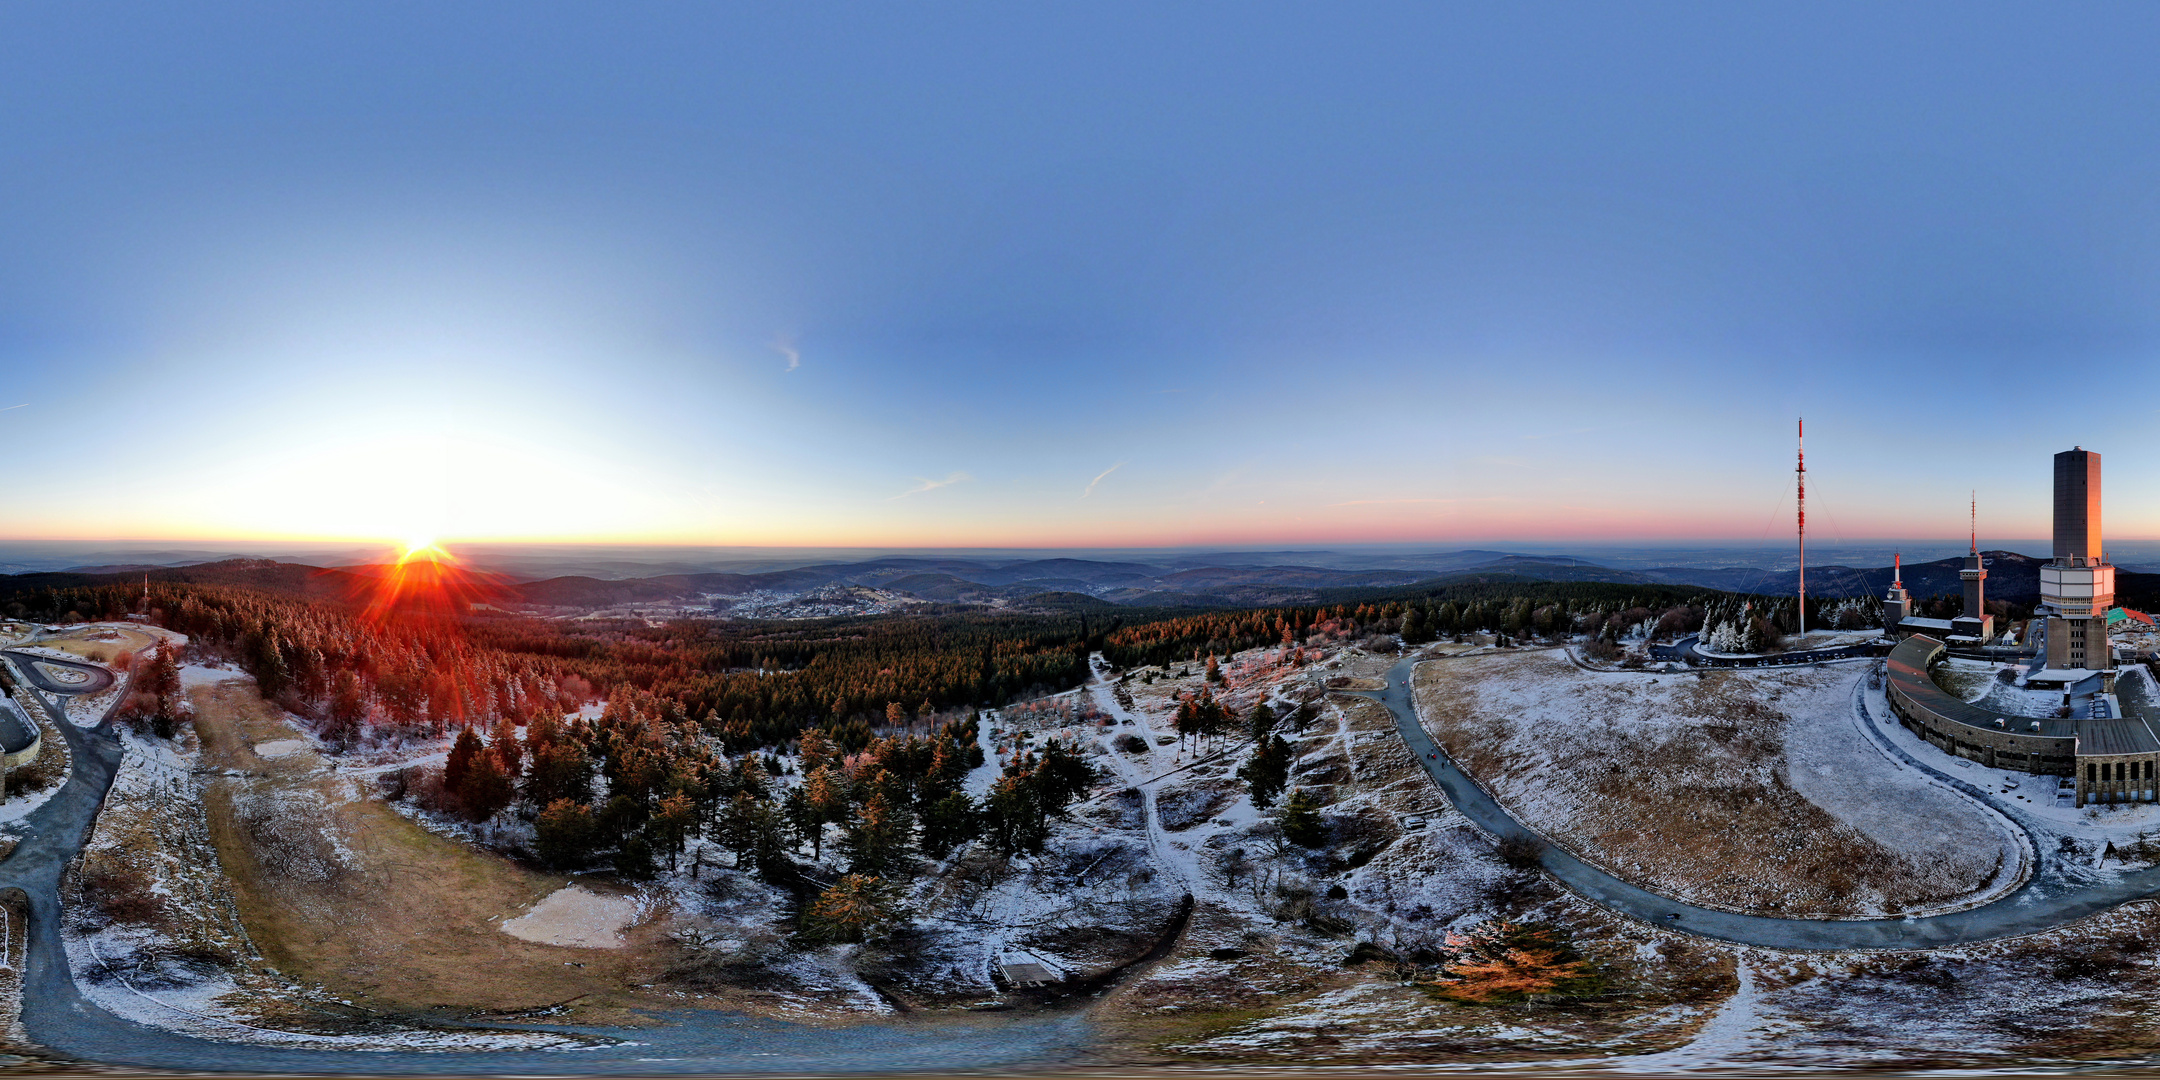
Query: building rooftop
1890,636,2160,758
2077,716,2160,756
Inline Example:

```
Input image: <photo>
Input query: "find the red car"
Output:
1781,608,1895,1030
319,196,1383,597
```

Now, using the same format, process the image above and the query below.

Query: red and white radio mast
1797,417,1806,640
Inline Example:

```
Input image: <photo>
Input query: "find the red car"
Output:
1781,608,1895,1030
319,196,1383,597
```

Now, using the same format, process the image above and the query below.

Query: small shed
1000,962,1055,988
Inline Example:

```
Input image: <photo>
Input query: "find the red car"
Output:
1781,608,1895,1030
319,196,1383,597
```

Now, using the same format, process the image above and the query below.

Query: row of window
2087,760,2154,783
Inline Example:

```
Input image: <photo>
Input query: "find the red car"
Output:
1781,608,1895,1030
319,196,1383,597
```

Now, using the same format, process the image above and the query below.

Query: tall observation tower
2040,447,2116,680
1951,493,1993,641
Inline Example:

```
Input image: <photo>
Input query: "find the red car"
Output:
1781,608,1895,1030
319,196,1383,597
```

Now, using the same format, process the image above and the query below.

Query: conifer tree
444,727,483,796
800,874,906,944
919,791,981,859
1239,734,1294,809
534,798,598,869
1281,788,1326,848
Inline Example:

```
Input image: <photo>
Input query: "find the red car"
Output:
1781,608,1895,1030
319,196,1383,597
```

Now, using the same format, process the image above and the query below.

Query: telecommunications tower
1796,418,1806,639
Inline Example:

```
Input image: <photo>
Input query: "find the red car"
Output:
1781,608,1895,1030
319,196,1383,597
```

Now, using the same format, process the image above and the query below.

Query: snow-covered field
1416,649,2023,917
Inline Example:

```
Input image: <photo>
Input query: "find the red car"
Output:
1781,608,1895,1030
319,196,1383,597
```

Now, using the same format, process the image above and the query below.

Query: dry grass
34,626,161,660
184,676,694,1024
1414,651,2003,916
4,703,67,799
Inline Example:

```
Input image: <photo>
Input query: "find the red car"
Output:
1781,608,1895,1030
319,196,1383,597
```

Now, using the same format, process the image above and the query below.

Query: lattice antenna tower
1796,418,1806,639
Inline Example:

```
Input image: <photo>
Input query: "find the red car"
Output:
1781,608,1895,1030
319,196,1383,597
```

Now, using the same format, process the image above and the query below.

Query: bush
1420,921,1600,1004
77,862,164,927
799,874,907,944
535,799,599,869
1496,834,1546,870
1281,789,1327,848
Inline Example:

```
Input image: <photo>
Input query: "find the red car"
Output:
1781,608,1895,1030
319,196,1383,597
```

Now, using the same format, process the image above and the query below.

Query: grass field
1413,650,2018,917
186,674,685,1025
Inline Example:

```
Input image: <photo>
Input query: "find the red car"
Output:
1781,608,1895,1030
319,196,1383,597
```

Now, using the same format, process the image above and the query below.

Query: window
2089,763,2099,782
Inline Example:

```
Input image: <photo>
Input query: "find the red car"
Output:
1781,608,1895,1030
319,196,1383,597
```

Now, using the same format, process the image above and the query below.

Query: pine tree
919,791,981,859
845,789,909,875
489,716,524,778
534,798,598,869
653,791,699,871
526,740,591,809
803,765,847,859
461,751,515,823
800,874,906,944
444,727,483,796
1281,788,1326,848
1239,735,1294,809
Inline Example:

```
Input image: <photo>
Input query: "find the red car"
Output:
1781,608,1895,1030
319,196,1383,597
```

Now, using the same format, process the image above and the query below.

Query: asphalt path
2,650,116,697
1650,634,1883,668
1370,653,2160,950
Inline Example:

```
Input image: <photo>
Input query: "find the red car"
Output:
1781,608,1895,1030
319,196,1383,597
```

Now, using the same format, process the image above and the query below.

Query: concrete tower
1950,494,1994,640
2055,448,2103,565
1961,494,1987,619
2042,447,2115,676
1883,552,1912,632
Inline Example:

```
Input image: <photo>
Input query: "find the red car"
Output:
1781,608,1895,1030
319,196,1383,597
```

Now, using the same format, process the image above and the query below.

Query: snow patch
501,885,638,949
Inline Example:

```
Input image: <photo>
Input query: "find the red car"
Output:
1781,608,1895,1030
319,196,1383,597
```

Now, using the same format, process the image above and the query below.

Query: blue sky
4,3,2159,548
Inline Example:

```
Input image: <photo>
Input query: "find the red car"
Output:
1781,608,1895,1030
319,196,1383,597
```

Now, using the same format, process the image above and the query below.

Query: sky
5,2,2160,551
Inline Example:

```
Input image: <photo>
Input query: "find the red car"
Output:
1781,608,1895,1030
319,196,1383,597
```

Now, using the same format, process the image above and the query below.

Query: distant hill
17,546,2150,620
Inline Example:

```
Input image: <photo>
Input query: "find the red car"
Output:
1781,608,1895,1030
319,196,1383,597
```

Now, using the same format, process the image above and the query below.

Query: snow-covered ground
1419,650,2021,917
62,726,603,1051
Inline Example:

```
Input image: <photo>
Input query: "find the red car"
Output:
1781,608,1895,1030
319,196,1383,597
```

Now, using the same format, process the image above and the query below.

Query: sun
398,536,445,564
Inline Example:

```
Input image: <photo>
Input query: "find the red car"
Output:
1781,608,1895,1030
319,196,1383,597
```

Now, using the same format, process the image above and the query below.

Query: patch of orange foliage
1421,921,1597,1003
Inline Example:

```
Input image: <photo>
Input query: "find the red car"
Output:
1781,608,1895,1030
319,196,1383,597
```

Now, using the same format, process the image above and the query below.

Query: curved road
3,650,116,697
1651,633,1885,668
1372,653,2160,950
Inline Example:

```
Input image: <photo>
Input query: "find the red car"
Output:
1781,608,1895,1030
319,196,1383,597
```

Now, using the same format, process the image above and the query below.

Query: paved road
1372,653,2160,950
1649,634,1886,669
2,650,116,697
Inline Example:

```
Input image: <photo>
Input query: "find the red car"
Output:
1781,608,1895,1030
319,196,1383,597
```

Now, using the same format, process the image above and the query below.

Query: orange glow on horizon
398,538,447,564
345,540,508,622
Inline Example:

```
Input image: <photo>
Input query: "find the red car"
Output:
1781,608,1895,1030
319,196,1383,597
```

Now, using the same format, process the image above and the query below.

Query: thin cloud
1082,461,1125,498
891,471,971,499
773,335,801,371
1327,497,1461,507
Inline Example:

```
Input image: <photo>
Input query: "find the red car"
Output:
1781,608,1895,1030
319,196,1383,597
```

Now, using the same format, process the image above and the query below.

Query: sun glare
398,537,443,564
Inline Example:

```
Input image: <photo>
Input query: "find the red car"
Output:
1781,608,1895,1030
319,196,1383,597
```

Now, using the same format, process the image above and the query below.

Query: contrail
0,404,25,412
1082,461,1125,498
891,471,970,499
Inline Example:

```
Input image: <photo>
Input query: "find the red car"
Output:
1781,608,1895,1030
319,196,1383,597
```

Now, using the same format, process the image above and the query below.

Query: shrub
1419,921,1600,1004
799,874,907,944
78,862,164,927
1496,834,1546,870
1280,789,1327,848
